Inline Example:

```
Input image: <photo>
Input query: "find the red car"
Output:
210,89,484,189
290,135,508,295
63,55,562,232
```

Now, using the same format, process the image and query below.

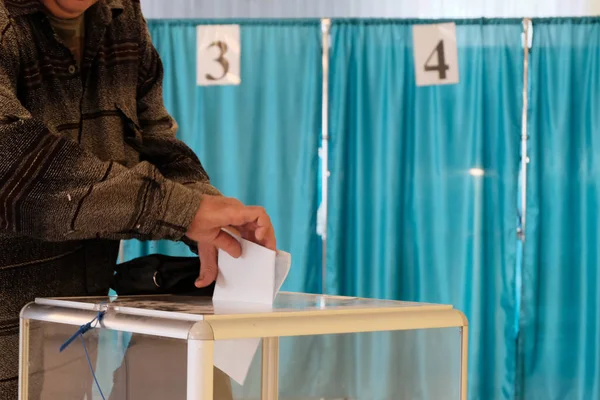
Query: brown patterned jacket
0,0,218,394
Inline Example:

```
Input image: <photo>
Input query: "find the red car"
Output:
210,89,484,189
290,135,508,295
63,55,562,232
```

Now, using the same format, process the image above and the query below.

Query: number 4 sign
197,25,241,86
412,23,459,87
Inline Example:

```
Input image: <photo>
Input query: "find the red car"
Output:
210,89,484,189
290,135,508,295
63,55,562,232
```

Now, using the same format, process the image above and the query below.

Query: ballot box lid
35,292,452,321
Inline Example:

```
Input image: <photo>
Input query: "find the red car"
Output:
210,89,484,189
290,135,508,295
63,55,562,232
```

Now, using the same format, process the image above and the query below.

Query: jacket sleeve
134,4,221,198
0,17,201,243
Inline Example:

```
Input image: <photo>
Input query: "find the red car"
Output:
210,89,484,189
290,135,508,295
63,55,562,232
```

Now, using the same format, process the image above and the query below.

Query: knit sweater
0,0,219,396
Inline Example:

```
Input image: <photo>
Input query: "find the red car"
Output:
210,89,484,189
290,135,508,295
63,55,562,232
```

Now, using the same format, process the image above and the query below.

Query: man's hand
187,195,277,287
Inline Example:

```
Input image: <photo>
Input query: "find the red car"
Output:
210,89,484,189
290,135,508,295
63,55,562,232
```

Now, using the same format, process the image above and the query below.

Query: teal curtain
523,18,600,400
327,20,523,399
100,20,321,399
122,20,322,294
103,16,600,400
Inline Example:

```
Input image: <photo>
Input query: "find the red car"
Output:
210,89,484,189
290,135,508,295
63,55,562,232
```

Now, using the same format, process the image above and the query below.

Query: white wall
141,0,599,19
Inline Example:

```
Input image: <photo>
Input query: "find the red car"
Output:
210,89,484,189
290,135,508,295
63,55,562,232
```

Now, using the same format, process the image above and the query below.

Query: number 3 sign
412,23,459,87
197,25,241,86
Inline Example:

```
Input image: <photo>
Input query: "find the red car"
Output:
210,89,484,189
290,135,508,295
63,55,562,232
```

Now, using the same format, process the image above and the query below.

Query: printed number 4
424,40,449,80
206,41,229,81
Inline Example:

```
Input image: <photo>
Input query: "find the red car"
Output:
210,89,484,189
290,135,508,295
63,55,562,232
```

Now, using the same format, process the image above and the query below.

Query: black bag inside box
111,254,215,296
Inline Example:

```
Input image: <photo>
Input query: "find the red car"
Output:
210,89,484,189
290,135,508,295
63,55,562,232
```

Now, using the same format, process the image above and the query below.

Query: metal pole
516,18,532,400
18,318,30,400
459,326,469,400
187,340,214,400
519,18,531,242
320,18,331,295
118,240,124,264
260,337,280,400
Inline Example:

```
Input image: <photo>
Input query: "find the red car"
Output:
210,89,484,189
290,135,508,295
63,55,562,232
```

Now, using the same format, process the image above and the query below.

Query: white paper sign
196,25,241,86
412,23,459,87
212,237,291,384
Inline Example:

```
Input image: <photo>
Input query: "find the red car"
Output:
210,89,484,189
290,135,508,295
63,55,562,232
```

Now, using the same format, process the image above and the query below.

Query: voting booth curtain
122,20,322,294
523,18,600,400
112,20,323,399
326,19,523,399
111,17,600,400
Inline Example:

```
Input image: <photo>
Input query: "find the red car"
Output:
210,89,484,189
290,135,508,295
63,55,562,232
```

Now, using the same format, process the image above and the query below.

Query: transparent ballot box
19,293,468,400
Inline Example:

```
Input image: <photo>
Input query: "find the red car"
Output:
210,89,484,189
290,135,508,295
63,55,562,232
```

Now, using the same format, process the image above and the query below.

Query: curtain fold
123,20,322,294
523,18,600,400
327,19,523,399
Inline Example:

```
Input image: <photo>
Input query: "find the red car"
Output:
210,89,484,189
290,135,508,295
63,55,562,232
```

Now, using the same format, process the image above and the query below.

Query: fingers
223,226,241,237
196,244,218,288
260,226,277,250
222,205,270,228
189,195,276,253
251,206,272,230
204,198,271,235
236,207,276,250
246,207,276,249
211,229,242,258
240,207,271,232
238,223,277,251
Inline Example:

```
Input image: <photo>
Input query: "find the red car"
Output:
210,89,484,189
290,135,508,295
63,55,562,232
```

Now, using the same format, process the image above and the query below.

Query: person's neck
40,0,84,19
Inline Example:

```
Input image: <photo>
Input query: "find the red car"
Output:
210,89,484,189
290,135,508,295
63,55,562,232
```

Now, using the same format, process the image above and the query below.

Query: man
0,0,276,398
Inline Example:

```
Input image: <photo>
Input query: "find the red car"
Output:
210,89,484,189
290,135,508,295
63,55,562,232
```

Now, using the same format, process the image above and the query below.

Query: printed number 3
206,41,229,81
424,40,450,79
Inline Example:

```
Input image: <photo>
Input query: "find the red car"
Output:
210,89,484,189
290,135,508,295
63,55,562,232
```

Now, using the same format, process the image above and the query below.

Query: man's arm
0,16,201,242
133,4,220,197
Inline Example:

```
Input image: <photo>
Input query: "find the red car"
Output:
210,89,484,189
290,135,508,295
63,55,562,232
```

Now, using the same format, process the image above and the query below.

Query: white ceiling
141,0,599,19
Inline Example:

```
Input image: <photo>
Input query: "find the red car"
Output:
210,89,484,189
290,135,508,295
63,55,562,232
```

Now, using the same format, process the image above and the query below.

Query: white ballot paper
212,237,291,384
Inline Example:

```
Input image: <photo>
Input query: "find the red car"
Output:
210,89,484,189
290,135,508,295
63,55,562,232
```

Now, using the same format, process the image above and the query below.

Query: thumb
196,244,218,288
